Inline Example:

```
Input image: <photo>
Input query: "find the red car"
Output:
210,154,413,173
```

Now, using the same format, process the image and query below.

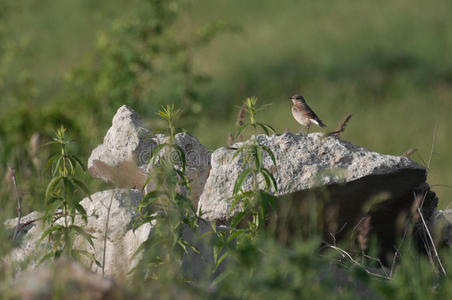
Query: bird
289,94,326,133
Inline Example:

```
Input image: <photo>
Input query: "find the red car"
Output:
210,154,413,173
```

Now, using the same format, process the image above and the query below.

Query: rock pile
3,105,442,280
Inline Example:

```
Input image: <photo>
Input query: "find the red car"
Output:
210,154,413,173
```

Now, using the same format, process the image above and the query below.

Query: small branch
402,148,418,157
417,206,447,277
427,122,438,171
362,254,390,278
326,243,390,280
327,114,352,137
228,133,234,146
390,230,406,279
102,190,115,276
9,167,22,240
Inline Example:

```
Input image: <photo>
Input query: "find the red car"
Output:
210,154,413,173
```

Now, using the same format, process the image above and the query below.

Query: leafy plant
230,97,278,234
133,105,201,279
38,126,98,266
212,97,279,272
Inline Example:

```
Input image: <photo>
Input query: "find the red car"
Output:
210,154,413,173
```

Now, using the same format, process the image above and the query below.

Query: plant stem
102,189,115,275
9,167,22,240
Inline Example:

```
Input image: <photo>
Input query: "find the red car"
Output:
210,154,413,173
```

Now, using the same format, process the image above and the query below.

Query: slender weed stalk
8,167,22,240
133,105,201,279
38,126,99,266
230,97,278,234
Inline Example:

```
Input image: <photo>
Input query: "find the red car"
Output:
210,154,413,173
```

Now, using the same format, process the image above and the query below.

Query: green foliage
39,126,98,266
133,105,201,280
209,97,279,273
211,238,359,299
230,97,277,235
65,0,236,127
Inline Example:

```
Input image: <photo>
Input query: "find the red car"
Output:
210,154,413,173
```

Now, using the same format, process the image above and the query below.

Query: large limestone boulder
199,132,426,221
198,132,435,264
4,189,152,278
88,105,210,203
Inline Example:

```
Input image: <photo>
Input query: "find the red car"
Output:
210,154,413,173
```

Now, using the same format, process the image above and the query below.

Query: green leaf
228,229,248,241
256,122,270,135
71,155,86,171
132,239,154,259
68,225,96,249
231,144,248,161
214,253,228,271
255,146,263,170
63,177,75,200
257,122,276,135
177,239,201,255
71,177,90,196
52,156,63,176
46,154,58,171
261,145,277,166
260,168,278,192
45,176,63,200
152,128,170,135
38,224,65,245
66,157,75,173
75,203,88,223
174,169,189,186
171,144,186,172
141,191,164,205
233,168,253,195
150,143,167,163
231,210,248,228
44,199,64,222
235,123,251,139
38,252,57,267
229,195,242,214
142,175,152,192
259,190,277,214
72,249,101,267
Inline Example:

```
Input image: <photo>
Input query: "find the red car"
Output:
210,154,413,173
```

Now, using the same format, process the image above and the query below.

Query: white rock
88,105,210,203
198,132,425,221
4,189,152,278
77,189,151,277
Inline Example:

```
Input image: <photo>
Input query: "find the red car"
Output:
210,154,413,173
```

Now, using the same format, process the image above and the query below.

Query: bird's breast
292,106,309,126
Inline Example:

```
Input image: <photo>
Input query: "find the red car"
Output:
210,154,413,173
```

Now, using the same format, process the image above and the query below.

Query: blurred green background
1,0,451,213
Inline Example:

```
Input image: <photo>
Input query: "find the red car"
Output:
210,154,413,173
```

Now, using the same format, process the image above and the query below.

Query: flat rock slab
88,105,210,203
198,132,426,221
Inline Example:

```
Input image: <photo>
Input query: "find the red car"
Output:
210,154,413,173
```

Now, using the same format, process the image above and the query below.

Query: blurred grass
2,0,452,206
188,0,452,206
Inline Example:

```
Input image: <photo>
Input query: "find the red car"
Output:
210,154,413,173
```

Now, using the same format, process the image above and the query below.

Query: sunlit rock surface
88,105,210,203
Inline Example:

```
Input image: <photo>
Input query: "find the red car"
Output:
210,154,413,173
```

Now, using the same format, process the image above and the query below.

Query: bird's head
289,94,305,104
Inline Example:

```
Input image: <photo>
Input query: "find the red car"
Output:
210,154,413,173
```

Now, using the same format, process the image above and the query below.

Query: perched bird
289,94,326,133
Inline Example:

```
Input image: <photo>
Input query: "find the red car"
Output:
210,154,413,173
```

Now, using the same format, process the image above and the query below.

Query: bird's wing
302,104,326,127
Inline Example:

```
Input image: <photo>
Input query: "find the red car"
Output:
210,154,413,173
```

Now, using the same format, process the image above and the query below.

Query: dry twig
325,243,390,280
102,190,115,275
236,102,247,127
228,133,234,146
327,114,352,137
402,148,418,157
416,205,447,277
9,167,22,240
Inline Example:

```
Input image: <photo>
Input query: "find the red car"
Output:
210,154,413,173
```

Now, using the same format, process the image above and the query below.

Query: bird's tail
319,120,327,127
